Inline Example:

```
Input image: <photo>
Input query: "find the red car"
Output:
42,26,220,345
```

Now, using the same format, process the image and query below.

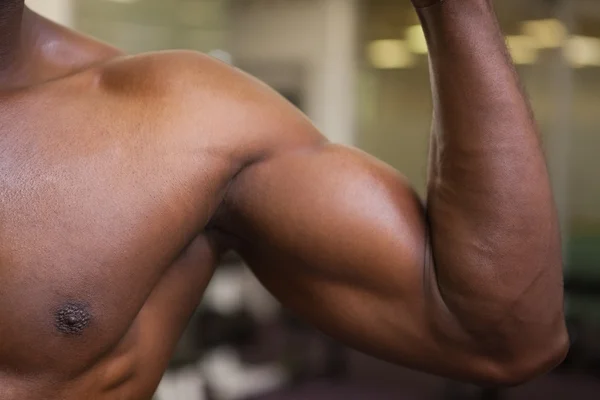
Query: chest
0,131,232,375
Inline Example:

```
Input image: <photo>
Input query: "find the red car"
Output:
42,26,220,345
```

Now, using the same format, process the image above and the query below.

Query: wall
73,0,229,54
26,0,73,25
230,0,358,145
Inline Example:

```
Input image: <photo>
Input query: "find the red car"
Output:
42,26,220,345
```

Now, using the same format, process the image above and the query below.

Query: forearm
418,0,566,362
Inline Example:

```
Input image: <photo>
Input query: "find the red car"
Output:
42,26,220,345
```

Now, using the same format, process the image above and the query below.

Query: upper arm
218,142,491,379
155,50,499,379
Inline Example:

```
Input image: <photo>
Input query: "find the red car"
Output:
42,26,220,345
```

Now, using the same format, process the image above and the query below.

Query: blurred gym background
26,0,600,399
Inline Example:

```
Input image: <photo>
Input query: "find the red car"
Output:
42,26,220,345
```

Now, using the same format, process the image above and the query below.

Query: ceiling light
367,40,415,69
521,19,567,49
564,36,600,68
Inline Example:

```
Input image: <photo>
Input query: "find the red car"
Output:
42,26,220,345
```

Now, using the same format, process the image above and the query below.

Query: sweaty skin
0,0,568,399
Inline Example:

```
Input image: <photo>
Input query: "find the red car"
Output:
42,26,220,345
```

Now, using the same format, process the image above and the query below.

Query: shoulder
94,50,325,159
97,51,228,93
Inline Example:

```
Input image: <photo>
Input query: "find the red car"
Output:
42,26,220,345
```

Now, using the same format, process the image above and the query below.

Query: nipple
55,303,91,335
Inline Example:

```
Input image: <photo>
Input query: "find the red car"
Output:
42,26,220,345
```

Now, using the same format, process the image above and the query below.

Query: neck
0,1,26,71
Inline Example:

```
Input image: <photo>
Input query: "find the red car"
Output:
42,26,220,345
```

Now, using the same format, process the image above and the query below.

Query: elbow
478,326,570,387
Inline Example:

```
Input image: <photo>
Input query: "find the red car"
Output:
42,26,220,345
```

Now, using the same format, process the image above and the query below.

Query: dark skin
0,0,568,399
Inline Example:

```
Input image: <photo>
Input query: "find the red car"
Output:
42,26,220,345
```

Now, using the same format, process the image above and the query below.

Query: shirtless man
0,0,569,399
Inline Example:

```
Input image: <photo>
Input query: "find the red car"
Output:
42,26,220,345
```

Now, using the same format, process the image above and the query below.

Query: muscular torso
0,48,246,399
0,3,570,396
